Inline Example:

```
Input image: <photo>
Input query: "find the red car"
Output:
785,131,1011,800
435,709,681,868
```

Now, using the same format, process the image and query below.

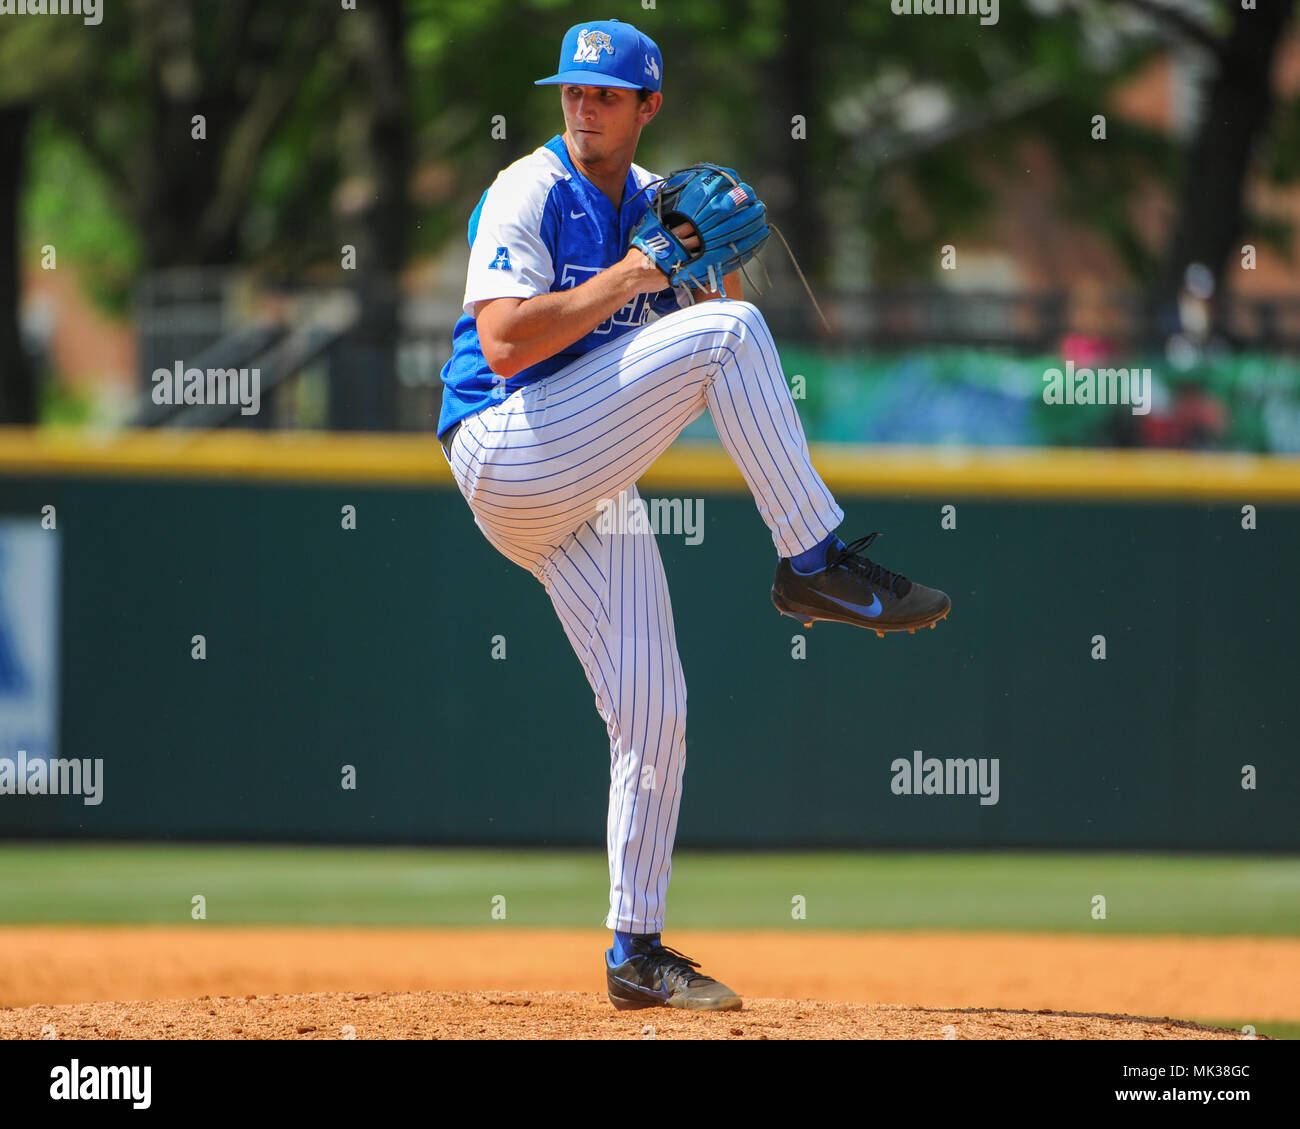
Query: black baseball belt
440,421,461,458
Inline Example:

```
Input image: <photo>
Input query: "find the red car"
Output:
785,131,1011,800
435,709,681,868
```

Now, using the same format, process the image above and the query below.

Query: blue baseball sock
610,930,660,964
789,531,844,575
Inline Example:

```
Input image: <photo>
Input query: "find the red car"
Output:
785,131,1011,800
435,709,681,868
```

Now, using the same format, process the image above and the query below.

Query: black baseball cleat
606,935,742,1012
772,531,951,637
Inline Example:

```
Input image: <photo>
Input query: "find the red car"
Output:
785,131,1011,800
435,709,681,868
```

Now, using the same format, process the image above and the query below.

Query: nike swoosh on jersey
820,590,883,618
570,210,586,219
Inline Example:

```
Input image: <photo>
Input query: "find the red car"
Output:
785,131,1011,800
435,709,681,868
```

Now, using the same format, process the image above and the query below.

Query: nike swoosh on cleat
820,591,883,618
610,974,669,1000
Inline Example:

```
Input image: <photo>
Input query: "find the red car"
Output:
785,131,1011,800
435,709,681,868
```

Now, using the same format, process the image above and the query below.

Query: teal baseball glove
629,164,769,294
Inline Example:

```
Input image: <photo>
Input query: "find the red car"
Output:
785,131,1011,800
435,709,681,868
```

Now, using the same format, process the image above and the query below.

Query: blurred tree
5,0,1297,431
0,103,32,423
67,0,341,268
1114,0,1299,311
404,1,1186,296
330,0,411,429
0,16,91,422
6,0,420,423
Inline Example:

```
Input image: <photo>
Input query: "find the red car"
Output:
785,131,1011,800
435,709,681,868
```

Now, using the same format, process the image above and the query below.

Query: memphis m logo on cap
535,19,663,92
574,28,614,64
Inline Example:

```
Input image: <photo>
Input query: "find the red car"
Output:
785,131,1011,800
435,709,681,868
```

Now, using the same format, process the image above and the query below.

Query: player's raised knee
678,297,764,332
719,299,774,345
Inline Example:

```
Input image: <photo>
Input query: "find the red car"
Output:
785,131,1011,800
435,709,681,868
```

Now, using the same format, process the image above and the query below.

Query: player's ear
638,91,663,125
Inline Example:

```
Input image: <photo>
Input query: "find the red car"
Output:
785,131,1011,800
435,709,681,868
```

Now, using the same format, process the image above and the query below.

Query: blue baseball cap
534,19,663,92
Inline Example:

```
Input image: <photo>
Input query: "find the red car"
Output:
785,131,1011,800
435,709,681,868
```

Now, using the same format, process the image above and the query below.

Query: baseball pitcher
437,18,951,1012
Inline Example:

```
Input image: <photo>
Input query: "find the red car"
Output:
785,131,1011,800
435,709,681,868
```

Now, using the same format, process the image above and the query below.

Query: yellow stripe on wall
1,427,1299,501
0,428,448,486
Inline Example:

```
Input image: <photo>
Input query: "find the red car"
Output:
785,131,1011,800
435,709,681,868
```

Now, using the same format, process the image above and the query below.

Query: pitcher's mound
0,991,1250,1040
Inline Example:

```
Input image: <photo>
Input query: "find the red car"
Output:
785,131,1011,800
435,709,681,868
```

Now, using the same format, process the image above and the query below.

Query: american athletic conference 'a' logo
574,28,614,64
488,246,512,271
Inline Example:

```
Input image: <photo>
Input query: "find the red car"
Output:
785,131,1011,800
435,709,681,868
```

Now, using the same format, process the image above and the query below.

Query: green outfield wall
0,430,1297,849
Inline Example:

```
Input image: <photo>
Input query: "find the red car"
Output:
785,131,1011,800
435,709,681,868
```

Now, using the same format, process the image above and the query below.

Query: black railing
130,272,1300,432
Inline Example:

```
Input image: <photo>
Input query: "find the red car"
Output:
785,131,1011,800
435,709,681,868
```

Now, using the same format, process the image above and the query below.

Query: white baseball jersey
438,135,687,442
439,137,844,934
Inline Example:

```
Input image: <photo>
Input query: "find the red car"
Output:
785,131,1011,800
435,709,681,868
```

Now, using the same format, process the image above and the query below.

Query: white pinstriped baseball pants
443,299,843,932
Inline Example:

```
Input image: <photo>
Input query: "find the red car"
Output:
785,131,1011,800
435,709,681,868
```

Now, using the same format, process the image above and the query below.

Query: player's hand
620,221,702,296
669,220,701,255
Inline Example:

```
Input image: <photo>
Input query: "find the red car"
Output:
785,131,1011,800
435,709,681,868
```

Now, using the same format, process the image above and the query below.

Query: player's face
561,85,656,164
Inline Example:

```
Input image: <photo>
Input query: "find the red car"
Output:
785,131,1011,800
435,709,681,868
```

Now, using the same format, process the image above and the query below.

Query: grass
0,844,1296,933
1192,1019,1300,1041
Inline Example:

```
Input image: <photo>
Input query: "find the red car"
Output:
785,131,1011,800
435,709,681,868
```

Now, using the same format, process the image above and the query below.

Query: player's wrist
620,248,669,297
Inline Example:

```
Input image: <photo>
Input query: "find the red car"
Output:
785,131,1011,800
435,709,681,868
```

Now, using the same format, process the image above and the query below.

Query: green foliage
38,376,99,427
1262,95,1300,185
242,46,347,269
406,0,587,253
1244,208,1296,266
0,17,90,103
6,0,1296,298
21,114,140,316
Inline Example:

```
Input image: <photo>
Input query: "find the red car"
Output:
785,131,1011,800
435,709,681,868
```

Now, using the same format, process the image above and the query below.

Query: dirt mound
1,926,1288,1039
0,990,1247,1040
3,926,1297,1022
